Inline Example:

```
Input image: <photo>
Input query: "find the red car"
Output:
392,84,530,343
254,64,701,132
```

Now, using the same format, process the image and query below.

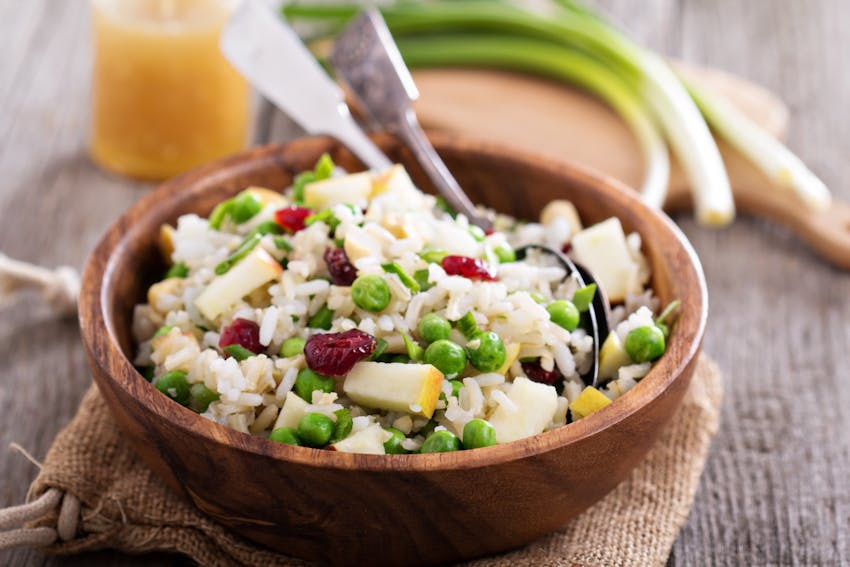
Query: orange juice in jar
90,0,250,180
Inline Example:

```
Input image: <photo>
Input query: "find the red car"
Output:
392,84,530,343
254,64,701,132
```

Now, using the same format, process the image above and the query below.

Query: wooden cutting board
413,66,850,269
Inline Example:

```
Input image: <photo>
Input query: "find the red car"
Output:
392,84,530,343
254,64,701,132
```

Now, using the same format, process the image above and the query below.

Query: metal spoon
329,10,492,231
515,245,611,386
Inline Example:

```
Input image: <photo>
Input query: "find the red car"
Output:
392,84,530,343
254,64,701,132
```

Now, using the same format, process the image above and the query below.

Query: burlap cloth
24,354,722,566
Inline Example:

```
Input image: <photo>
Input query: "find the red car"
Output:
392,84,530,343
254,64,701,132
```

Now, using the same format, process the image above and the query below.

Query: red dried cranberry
324,247,357,286
521,360,563,385
219,318,263,354
484,228,495,236
274,206,312,233
304,329,377,377
441,255,497,281
561,242,573,254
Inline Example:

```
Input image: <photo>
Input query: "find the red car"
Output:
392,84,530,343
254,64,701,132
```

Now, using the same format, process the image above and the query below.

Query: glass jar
90,0,250,180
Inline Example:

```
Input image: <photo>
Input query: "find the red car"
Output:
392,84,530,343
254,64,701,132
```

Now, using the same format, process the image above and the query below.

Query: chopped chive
224,344,255,361
247,220,284,239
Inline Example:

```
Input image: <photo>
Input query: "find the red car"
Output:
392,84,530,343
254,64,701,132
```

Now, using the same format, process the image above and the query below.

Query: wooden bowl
79,134,706,566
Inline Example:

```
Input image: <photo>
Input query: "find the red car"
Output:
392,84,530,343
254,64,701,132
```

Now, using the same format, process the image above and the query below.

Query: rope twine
0,253,80,315
0,489,81,550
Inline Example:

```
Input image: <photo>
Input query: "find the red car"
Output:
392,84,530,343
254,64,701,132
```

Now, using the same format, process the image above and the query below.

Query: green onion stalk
283,0,830,223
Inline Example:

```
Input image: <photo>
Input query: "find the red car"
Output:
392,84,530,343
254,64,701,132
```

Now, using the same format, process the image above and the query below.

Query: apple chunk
488,377,558,443
343,361,443,418
304,171,372,209
194,247,281,320
570,217,640,303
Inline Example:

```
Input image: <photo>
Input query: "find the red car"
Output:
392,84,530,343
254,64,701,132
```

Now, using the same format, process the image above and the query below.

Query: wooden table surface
2,1,848,565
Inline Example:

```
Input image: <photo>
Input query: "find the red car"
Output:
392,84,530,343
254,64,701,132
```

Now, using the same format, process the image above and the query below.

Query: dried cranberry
304,329,377,377
274,206,312,233
441,255,497,281
324,247,357,286
561,242,573,254
219,318,263,354
521,360,563,385
484,228,495,236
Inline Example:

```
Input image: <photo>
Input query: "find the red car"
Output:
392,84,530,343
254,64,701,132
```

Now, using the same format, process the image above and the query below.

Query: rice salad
133,155,676,454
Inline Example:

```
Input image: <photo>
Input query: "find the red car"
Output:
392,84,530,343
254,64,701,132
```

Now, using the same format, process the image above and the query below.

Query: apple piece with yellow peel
304,171,372,209
570,217,641,303
496,343,521,375
598,331,634,380
194,247,281,320
343,225,384,263
331,423,389,454
569,386,612,420
343,361,443,418
540,199,583,236
272,392,309,430
488,377,558,443
159,224,176,261
371,164,417,197
244,186,287,207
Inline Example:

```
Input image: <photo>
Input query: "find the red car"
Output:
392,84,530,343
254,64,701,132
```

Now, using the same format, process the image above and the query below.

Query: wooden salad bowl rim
79,133,707,473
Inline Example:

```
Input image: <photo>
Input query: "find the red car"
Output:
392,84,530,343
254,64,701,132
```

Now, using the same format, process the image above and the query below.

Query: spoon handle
393,109,493,230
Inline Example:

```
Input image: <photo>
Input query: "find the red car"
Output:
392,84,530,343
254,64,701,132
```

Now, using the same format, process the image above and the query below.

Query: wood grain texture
1,0,848,565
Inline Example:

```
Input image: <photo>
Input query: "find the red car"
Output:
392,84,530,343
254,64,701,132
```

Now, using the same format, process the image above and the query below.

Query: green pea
547,300,581,331
269,427,301,446
624,326,666,362
571,284,597,312
423,340,467,377
329,408,353,444
165,262,189,279
139,365,155,381
383,427,407,454
466,332,506,373
388,354,411,364
418,313,452,343
462,419,497,449
417,420,438,438
351,274,391,312
494,245,516,263
224,344,255,361
449,379,463,398
279,337,306,357
189,383,220,413
294,368,335,401
229,191,263,224
420,430,461,453
297,413,335,447
155,370,190,405
307,303,334,330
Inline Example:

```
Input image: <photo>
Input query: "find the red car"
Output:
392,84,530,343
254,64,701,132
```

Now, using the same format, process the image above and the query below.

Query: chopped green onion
493,246,515,263
208,200,233,230
413,268,433,291
307,304,334,330
214,233,262,275
382,262,420,292
468,225,486,242
369,337,389,361
401,332,424,361
572,283,597,312
456,312,481,339
165,262,189,279
224,344,255,361
230,191,263,224
419,250,447,264
153,325,173,339
273,236,293,251
246,220,284,239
